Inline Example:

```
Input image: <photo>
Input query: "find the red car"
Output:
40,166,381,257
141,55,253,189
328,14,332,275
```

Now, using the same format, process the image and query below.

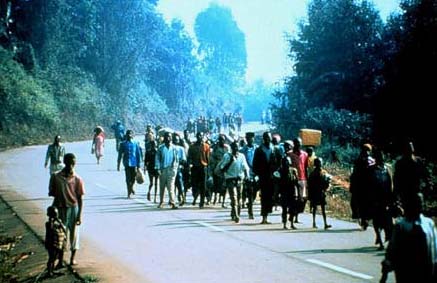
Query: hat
245,132,255,138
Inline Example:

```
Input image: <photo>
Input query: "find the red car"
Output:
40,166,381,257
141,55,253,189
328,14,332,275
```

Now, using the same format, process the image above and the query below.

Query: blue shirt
155,144,184,170
118,140,142,168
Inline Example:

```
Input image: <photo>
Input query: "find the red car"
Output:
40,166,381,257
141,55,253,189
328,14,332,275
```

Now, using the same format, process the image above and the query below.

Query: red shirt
288,150,309,181
49,171,85,208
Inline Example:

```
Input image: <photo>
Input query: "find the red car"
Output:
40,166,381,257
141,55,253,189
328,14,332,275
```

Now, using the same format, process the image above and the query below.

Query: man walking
44,135,65,175
117,130,142,198
155,132,180,209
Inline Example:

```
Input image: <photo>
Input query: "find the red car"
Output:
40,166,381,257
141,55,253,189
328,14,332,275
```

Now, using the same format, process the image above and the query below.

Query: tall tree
194,3,247,97
375,0,437,158
288,0,384,112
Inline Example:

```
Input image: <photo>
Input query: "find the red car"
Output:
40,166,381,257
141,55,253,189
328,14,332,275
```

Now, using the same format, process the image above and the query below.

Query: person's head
196,132,204,143
183,129,189,138
163,132,172,145
360,143,372,157
53,135,61,145
230,141,239,154
272,134,281,146
218,134,226,146
239,138,246,148
172,132,180,145
283,140,294,152
95,126,103,135
116,120,121,125
245,132,255,146
47,206,59,219
402,141,415,157
404,192,424,220
293,137,302,151
262,132,272,146
314,157,323,169
307,146,314,157
125,130,134,140
63,153,76,170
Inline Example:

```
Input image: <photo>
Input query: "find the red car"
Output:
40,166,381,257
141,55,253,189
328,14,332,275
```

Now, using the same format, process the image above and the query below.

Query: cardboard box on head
299,129,322,146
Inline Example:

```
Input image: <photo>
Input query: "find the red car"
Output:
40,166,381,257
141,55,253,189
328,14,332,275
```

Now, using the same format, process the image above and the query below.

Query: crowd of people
185,112,244,138
41,119,436,281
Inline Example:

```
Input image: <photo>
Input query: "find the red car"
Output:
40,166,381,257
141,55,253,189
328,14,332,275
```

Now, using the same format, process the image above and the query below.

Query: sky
157,0,400,84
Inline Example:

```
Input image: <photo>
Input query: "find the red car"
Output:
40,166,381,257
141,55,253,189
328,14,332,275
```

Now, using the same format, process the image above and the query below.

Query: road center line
305,258,373,280
194,221,227,233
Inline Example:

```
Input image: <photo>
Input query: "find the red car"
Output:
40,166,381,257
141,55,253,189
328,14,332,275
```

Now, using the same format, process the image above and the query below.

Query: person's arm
44,145,51,168
77,195,83,225
117,144,123,171
48,174,55,197
155,146,161,174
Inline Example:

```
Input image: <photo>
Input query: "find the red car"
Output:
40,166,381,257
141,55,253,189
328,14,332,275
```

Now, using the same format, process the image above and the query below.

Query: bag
136,169,145,184
91,147,95,154
214,154,234,176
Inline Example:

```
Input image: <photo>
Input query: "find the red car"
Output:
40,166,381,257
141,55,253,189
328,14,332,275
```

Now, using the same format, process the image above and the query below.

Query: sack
136,169,145,184
91,148,95,154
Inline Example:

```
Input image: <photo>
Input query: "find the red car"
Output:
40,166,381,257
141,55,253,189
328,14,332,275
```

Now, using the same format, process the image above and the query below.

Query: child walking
308,158,332,230
45,206,67,276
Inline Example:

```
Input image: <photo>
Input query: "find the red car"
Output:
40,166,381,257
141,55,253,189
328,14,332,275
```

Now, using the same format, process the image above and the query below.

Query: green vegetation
274,0,437,161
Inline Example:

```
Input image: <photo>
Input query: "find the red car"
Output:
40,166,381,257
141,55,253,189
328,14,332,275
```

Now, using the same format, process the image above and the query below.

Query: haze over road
0,123,395,282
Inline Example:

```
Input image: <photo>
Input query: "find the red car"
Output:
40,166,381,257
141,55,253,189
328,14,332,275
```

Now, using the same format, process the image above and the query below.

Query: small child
45,206,66,276
308,158,332,230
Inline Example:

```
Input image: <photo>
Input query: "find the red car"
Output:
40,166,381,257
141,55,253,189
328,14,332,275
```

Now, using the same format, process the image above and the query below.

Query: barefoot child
45,206,66,276
308,158,332,229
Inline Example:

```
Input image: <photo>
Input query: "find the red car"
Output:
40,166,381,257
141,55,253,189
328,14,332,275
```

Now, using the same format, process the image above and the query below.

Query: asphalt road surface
0,123,395,282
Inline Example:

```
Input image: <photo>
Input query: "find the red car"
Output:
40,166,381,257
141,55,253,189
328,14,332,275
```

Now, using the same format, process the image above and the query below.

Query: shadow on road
284,246,385,255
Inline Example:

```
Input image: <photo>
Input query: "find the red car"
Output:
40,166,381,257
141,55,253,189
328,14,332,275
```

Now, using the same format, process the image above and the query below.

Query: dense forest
0,0,272,146
0,0,436,161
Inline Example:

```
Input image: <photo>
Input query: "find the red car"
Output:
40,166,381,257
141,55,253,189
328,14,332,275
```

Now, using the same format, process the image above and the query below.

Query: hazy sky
157,0,400,84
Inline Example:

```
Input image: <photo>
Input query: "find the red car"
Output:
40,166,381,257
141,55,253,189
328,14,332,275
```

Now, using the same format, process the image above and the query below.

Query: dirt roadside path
0,188,146,283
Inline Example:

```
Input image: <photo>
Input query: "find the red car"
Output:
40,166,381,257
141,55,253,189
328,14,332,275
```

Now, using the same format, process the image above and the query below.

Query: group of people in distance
41,122,436,282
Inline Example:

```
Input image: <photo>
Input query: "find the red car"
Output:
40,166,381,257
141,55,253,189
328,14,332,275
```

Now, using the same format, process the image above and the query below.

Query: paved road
0,123,395,282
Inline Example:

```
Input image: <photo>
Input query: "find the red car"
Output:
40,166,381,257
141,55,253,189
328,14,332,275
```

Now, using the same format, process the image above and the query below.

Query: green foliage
195,3,247,95
0,47,59,145
288,0,384,112
302,107,372,146
375,0,437,159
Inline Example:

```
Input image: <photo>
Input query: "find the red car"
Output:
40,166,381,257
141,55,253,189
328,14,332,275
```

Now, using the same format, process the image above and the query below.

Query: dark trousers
259,177,273,217
191,166,206,207
175,169,184,202
243,179,258,217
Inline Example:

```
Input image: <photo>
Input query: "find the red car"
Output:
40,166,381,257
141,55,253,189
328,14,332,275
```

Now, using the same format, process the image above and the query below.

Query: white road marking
95,183,107,189
194,221,227,233
306,258,373,280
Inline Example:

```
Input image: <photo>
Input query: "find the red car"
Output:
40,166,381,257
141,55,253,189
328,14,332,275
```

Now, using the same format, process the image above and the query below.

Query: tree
194,3,247,97
375,0,437,159
288,0,384,112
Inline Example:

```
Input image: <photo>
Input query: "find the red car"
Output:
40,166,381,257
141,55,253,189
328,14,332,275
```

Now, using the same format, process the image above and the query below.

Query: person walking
240,132,258,219
111,120,125,152
219,141,249,223
253,131,281,224
187,132,210,208
44,135,65,175
91,126,105,164
48,153,85,266
117,130,142,198
381,193,437,283
155,132,180,209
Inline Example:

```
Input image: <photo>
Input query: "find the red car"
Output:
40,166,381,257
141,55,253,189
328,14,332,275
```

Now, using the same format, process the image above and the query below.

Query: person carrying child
45,206,67,277
308,157,332,230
